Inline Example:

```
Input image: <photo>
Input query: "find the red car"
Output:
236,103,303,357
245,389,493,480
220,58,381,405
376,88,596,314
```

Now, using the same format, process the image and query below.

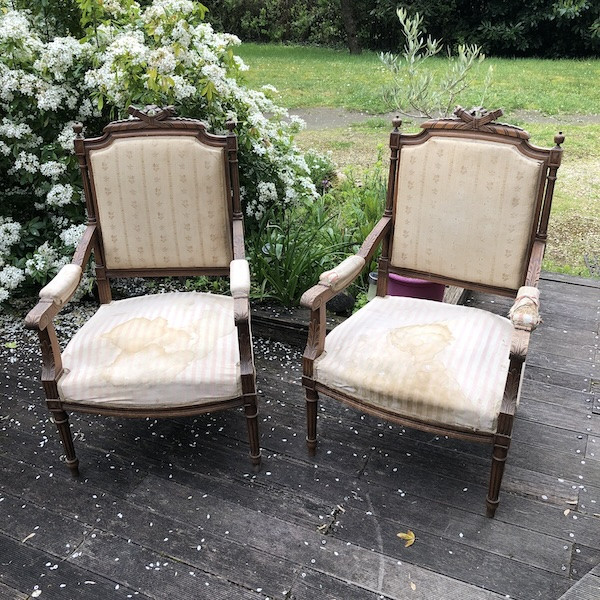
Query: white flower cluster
0,10,42,57
12,151,40,174
148,48,176,74
101,0,133,17
40,161,67,179
142,0,196,22
246,182,278,220
59,223,87,247
46,183,74,207
34,36,87,81
25,241,68,278
0,118,33,139
0,217,22,268
37,83,78,111
57,122,78,152
0,265,25,290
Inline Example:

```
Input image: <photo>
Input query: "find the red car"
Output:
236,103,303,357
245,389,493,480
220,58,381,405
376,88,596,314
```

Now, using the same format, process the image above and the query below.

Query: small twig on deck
316,504,346,535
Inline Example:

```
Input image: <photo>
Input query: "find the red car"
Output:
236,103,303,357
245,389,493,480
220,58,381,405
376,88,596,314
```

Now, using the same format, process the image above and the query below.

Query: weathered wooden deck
1,273,599,599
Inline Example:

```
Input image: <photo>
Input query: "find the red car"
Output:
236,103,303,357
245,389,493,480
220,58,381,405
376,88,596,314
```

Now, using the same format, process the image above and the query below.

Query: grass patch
238,43,600,117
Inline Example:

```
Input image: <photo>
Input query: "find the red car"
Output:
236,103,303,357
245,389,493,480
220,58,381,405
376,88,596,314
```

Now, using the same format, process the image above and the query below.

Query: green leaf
4,341,17,349
397,530,416,547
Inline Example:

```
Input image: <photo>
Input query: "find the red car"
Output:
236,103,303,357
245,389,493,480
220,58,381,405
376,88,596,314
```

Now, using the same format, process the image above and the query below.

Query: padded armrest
319,255,366,292
39,264,82,308
509,286,540,331
230,259,250,298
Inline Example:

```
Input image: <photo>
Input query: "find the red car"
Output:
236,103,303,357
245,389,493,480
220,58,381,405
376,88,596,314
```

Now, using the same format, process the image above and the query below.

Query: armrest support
39,264,82,306
230,259,250,298
299,255,363,311
301,254,367,311
301,217,391,310
230,258,253,381
230,259,250,325
302,216,392,371
509,286,540,331
510,328,531,361
319,255,366,292
524,239,545,287
357,216,392,264
25,224,96,331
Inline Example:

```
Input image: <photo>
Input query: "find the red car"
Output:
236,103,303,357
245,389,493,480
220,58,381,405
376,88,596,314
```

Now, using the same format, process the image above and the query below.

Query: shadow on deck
1,273,599,599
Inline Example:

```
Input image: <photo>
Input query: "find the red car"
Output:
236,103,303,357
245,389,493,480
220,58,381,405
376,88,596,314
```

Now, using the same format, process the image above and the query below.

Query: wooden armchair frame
301,108,564,517
25,106,260,475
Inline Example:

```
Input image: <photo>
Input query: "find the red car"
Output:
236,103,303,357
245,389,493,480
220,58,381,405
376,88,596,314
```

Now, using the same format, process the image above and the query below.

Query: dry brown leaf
410,581,417,591
397,530,416,547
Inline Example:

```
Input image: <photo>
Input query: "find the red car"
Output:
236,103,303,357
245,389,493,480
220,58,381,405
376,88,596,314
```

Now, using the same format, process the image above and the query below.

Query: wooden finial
392,116,402,131
554,131,565,147
72,122,84,137
226,120,237,133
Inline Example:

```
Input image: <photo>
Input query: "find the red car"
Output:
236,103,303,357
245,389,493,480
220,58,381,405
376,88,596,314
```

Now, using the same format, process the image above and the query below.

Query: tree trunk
340,0,362,54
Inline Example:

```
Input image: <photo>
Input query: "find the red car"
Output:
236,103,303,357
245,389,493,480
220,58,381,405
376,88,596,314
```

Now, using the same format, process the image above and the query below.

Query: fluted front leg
51,410,79,477
306,388,319,456
244,397,261,471
486,430,511,518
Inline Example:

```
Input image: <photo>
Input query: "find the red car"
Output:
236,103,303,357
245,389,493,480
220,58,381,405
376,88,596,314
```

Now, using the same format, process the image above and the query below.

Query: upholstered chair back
88,135,233,270
390,136,545,291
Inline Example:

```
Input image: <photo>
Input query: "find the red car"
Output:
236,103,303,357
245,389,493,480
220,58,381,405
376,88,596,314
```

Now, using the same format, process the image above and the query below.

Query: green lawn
237,43,600,116
237,43,600,277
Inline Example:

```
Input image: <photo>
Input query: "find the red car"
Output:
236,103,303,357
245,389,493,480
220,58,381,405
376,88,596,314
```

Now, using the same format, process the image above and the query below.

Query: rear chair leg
51,409,79,477
306,388,318,456
486,432,511,518
244,397,261,471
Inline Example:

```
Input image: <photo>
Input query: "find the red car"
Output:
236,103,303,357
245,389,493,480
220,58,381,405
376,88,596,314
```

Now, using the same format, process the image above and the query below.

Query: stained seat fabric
58,292,241,408
313,296,514,433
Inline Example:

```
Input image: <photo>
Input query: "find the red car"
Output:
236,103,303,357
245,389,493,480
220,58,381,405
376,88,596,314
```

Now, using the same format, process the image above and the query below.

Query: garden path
290,108,600,130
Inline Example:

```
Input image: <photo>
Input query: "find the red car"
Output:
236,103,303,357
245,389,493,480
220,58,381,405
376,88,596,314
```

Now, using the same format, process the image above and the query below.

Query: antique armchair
301,107,564,517
25,106,261,475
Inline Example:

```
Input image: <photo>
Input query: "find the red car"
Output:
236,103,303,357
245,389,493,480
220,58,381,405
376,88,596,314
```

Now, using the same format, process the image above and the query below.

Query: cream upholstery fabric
391,137,544,290
509,286,541,331
58,292,242,408
89,136,233,270
39,264,82,306
230,259,250,298
319,255,366,292
314,296,513,433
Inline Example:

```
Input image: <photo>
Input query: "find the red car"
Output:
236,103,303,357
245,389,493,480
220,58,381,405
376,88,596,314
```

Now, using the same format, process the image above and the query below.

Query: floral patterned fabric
89,136,232,270
391,137,544,290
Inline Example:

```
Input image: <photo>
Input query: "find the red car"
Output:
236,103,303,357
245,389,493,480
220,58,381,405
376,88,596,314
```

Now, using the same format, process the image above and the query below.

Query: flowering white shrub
0,0,321,301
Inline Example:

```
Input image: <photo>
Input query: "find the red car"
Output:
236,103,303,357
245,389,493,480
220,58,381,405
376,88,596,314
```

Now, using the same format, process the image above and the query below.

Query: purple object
388,273,445,302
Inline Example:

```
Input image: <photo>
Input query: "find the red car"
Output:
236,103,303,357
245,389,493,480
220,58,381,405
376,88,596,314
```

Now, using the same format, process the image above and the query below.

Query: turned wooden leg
51,409,79,477
306,388,318,456
244,397,261,471
486,432,511,518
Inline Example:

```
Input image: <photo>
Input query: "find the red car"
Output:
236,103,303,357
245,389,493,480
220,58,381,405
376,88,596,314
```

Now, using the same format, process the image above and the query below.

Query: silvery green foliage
0,0,317,301
380,8,489,119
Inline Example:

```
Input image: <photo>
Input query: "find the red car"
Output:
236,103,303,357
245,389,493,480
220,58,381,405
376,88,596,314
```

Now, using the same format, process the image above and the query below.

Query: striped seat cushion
58,292,242,409
314,296,514,433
